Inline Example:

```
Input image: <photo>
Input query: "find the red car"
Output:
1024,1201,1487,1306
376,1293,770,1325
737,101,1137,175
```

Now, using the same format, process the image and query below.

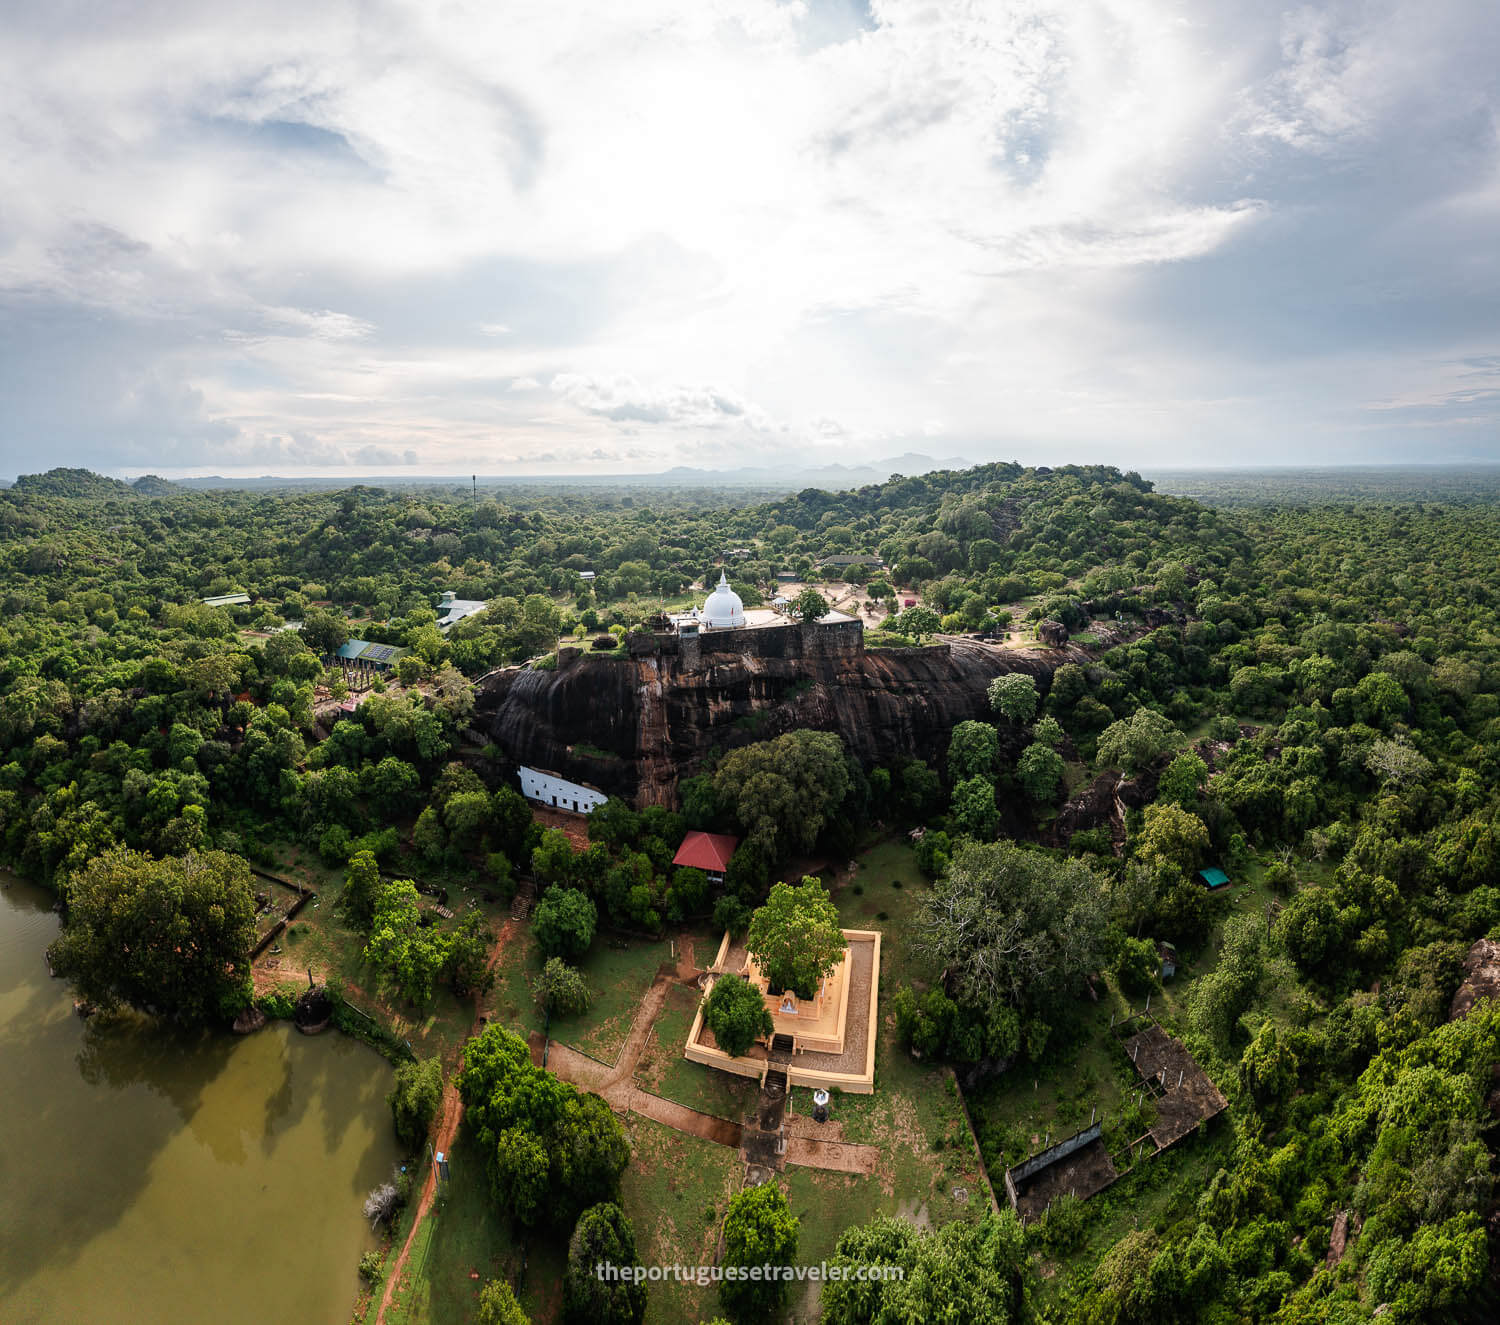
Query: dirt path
375,916,520,1325
601,976,671,1092
783,1136,881,1175
534,973,880,1173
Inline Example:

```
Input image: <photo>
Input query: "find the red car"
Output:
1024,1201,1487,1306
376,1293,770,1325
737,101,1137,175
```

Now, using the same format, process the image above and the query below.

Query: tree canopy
718,1182,799,1322
915,840,1111,1018
458,1025,629,1227
745,877,847,999
701,972,773,1057
712,730,851,861
47,847,256,1023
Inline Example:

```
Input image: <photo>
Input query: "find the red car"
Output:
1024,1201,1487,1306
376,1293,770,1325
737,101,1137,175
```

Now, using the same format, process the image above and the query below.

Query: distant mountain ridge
163,452,974,491
3,454,971,498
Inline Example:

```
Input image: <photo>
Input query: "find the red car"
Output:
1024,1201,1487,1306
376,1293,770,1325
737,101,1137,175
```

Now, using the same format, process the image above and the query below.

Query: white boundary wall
518,766,608,814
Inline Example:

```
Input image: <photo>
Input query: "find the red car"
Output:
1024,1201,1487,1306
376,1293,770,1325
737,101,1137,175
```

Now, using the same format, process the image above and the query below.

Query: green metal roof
334,639,410,665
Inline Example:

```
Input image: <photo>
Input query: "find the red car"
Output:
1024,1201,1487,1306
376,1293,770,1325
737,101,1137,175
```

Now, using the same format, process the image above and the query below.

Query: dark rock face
476,634,1129,807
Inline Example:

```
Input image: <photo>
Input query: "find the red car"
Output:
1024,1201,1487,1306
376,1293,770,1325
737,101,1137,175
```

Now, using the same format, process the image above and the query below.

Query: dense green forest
5,462,1500,1323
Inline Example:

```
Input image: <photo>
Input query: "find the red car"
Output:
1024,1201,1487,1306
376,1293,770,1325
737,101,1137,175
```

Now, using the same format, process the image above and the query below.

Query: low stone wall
685,929,881,1094
626,618,866,669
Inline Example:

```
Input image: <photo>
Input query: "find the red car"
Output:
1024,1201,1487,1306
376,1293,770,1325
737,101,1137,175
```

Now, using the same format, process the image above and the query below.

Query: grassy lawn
775,841,993,1238
564,936,672,1063
634,982,758,1121
1032,1121,1234,1314
787,1030,988,1231
272,891,477,1067
375,1131,565,1325
963,986,1144,1179
618,1114,744,1325
488,923,705,1067
830,839,930,991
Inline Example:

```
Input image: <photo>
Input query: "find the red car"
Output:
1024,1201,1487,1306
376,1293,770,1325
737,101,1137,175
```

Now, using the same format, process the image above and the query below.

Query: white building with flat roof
518,766,608,814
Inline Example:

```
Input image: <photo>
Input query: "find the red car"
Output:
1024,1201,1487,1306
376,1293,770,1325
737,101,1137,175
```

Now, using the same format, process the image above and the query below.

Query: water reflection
0,873,400,1324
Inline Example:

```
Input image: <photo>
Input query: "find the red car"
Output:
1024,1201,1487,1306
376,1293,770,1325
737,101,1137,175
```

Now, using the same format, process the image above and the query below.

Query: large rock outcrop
475,633,1126,808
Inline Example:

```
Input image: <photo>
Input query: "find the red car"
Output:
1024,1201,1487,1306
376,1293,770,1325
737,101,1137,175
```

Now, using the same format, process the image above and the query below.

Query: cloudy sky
1,0,1497,478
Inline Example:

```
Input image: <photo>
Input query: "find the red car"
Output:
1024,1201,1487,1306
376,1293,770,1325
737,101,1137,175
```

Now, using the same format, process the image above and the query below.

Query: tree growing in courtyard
701,972,773,1057
790,587,830,622
895,605,940,640
746,877,847,999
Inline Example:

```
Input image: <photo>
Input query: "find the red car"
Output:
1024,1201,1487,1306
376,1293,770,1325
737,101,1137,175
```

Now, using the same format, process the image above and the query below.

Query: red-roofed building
673,831,739,883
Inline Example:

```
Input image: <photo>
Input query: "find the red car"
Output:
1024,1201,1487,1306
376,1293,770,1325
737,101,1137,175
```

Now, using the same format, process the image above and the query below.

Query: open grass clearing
618,1113,744,1325
831,839,932,991
489,921,716,1067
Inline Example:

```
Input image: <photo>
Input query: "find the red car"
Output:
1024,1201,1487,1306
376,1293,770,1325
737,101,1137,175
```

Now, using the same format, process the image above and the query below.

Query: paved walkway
533,973,880,1174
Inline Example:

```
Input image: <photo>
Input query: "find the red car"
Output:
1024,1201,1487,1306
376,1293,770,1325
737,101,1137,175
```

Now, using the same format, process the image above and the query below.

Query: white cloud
0,0,1497,473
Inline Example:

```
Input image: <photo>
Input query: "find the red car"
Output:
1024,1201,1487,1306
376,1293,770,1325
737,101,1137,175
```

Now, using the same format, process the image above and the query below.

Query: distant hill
129,474,183,496
5,468,185,498
12,467,138,499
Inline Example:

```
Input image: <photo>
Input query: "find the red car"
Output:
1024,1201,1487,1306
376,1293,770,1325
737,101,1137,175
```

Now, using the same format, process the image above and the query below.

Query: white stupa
701,570,747,629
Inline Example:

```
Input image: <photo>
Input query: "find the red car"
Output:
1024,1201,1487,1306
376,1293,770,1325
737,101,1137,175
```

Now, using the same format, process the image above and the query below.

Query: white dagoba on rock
701,571,747,629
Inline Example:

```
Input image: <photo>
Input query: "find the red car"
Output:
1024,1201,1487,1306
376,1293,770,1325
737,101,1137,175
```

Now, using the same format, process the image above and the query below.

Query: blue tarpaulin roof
1198,867,1230,888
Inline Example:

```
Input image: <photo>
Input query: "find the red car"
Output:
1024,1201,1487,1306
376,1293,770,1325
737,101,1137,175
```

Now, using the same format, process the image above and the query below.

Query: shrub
537,957,591,1017
720,1183,799,1321
1114,936,1160,996
476,1279,530,1324
565,1202,646,1324
533,887,597,961
712,894,750,937
388,1056,443,1149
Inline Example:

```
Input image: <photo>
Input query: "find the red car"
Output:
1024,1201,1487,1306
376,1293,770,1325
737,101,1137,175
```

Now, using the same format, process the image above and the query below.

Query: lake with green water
0,871,400,1324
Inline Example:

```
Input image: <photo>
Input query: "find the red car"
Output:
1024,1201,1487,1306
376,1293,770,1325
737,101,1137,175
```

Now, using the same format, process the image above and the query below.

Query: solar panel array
360,643,398,662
